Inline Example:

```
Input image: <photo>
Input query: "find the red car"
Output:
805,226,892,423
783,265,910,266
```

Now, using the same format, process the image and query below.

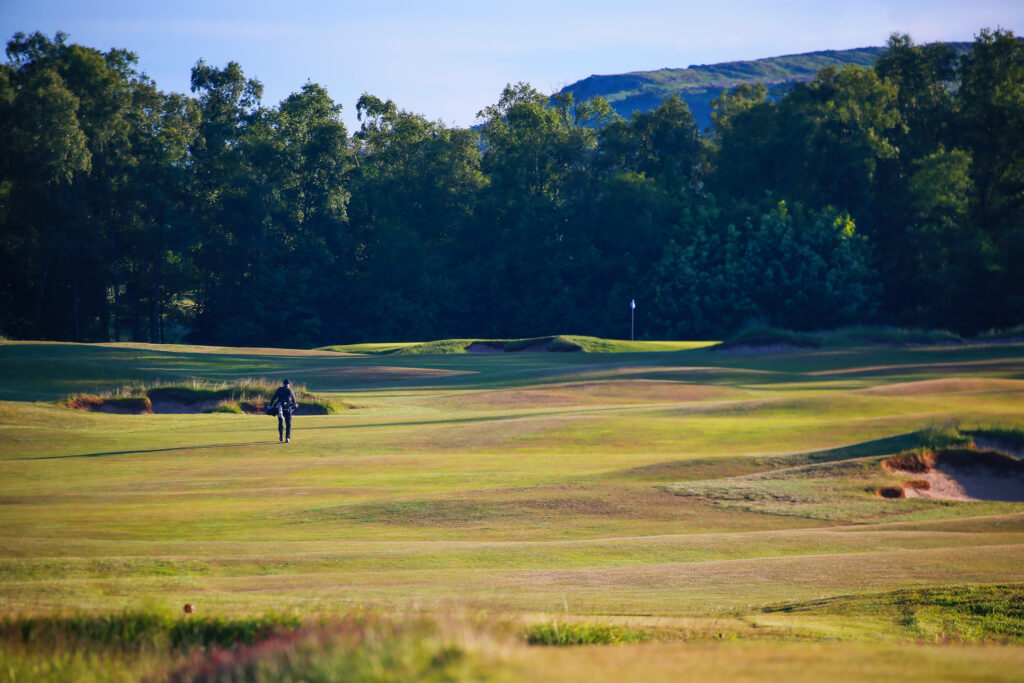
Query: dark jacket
270,386,297,410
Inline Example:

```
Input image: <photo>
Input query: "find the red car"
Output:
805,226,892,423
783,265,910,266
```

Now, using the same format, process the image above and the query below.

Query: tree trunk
150,286,159,343
32,264,49,338
72,260,81,342
112,257,121,342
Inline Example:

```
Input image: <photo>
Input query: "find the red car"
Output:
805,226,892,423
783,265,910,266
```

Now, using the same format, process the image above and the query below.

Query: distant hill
557,44,971,132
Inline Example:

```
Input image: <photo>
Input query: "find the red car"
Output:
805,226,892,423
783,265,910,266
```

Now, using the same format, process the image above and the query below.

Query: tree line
1,29,1021,346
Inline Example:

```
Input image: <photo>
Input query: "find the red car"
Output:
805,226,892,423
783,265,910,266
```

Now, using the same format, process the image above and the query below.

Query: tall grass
0,612,301,652
525,622,648,646
919,420,972,450
978,323,1024,340
60,378,352,414
824,325,962,346
0,612,489,683
166,618,483,682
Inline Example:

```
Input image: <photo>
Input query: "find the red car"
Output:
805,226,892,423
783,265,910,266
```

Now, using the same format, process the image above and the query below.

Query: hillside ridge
559,42,971,131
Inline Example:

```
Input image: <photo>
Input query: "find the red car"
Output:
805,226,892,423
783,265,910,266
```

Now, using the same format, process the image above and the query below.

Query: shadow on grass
21,410,594,460
611,431,924,482
24,441,275,460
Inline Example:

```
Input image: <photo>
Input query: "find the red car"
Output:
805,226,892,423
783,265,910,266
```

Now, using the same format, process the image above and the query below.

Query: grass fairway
2,339,1024,680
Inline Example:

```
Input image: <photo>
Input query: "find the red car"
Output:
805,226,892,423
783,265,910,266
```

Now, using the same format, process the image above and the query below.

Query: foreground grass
5,606,1024,682
1,339,1024,679
0,612,493,682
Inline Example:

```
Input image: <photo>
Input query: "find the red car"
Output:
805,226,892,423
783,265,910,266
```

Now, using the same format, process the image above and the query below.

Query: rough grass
163,619,484,683
979,324,1024,340
762,584,1024,644
823,326,963,347
884,451,934,473
204,400,244,414
716,326,822,351
525,622,648,646
0,612,487,683
0,612,301,651
63,395,153,413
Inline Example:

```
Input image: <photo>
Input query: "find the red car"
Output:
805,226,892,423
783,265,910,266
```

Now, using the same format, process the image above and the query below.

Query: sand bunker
65,396,153,414
883,448,1024,502
466,342,506,353
68,396,330,415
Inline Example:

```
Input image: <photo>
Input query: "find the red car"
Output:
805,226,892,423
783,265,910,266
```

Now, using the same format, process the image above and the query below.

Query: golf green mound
320,335,715,355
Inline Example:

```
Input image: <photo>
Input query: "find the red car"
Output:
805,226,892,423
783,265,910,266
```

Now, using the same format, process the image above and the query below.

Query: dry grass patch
299,484,696,528
64,395,153,414
883,451,933,473
435,380,742,410
858,378,1024,396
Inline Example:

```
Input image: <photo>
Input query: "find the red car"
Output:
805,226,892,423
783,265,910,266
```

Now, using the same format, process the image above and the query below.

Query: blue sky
2,1,1021,131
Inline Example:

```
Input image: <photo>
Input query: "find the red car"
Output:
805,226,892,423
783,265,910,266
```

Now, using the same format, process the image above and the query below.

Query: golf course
2,334,1024,680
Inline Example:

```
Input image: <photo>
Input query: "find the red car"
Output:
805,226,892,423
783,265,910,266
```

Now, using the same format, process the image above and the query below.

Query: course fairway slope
2,339,1024,680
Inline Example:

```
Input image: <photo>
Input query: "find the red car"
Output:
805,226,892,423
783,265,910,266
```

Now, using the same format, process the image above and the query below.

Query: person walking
268,379,299,442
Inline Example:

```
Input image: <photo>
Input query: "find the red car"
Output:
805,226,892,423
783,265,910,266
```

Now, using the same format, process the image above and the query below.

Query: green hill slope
559,43,970,131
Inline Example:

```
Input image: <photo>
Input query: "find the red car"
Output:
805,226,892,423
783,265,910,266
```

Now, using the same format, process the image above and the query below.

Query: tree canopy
1,29,1022,344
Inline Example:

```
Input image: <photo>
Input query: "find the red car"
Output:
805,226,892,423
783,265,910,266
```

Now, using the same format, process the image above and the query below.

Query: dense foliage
1,29,1021,345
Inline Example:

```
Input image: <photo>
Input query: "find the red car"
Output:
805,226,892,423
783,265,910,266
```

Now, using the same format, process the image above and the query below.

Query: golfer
269,379,299,442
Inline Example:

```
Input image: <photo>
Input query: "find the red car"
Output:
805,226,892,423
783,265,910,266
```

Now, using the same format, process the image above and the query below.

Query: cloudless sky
2,1,1021,131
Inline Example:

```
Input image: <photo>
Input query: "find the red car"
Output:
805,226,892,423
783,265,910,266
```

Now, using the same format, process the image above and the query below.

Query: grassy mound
763,584,1024,644
715,327,822,351
823,326,962,346
320,335,713,355
204,400,244,414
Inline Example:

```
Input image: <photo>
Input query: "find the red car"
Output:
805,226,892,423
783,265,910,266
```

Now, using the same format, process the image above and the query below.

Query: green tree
649,202,878,337
344,93,484,341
